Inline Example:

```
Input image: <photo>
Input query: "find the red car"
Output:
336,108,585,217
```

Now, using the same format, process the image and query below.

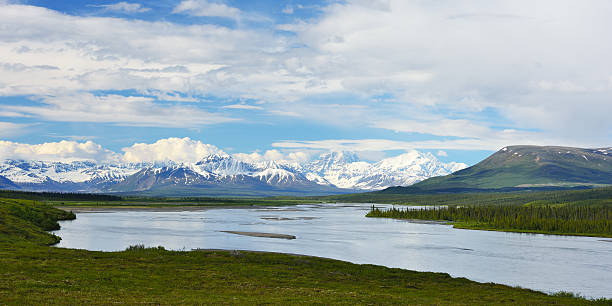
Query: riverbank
2,197,609,304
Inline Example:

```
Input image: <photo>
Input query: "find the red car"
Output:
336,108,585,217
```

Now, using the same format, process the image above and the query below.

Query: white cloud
0,4,269,97
96,2,150,13
222,104,264,110
0,122,29,137
271,131,592,152
0,1,610,149
172,0,240,19
122,137,225,163
0,140,120,162
536,80,587,93
436,150,448,157
233,149,310,164
274,0,612,146
1,93,235,128
282,5,293,14
372,119,492,138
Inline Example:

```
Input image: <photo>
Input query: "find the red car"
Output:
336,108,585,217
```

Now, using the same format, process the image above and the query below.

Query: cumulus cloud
436,150,448,157
0,140,120,162
95,2,150,13
0,137,315,164
122,137,225,163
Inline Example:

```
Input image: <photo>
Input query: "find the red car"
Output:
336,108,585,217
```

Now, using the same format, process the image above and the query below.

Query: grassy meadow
1,195,610,304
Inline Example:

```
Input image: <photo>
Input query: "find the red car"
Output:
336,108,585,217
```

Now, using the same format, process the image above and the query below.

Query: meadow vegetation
1,195,609,304
322,186,612,206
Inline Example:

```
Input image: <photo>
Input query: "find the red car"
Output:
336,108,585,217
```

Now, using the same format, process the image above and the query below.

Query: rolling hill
401,145,612,192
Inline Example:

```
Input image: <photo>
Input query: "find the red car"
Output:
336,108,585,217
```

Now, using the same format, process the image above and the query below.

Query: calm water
53,203,612,298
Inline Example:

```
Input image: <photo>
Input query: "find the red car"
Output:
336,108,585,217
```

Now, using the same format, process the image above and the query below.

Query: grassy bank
367,205,612,238
1,190,322,208
0,198,75,245
1,198,609,304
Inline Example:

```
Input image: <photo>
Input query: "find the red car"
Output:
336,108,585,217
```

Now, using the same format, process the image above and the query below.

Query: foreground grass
1,198,610,304
4,243,609,305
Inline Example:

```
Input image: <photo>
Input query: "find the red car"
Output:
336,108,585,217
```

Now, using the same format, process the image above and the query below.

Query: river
53,203,612,299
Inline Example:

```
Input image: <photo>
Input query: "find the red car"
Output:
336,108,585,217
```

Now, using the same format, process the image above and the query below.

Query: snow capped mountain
305,150,467,190
0,160,140,185
195,154,255,176
594,148,611,156
254,168,302,185
308,151,360,174
0,150,468,194
107,165,217,192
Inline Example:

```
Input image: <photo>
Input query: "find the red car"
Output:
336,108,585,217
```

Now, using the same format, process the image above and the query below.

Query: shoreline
55,204,310,213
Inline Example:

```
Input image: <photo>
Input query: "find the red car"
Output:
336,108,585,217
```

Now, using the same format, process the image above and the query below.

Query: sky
0,0,610,165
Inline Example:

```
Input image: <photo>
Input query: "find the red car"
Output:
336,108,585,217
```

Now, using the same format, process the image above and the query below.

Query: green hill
411,145,612,191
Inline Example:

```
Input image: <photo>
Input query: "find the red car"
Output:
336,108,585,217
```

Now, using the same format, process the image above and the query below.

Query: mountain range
384,145,612,193
0,150,466,196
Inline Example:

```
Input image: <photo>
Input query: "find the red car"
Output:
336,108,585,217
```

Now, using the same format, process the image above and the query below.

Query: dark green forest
0,190,121,201
368,204,612,237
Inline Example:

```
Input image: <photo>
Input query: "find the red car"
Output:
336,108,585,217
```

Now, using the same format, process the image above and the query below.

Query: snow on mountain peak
0,159,139,184
322,151,360,164
305,150,466,190
195,154,255,176
0,149,468,192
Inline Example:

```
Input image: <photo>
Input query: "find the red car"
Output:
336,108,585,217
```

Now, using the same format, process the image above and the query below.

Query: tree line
367,204,612,236
0,190,121,201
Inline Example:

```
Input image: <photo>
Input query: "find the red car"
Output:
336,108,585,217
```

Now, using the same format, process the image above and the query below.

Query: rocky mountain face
0,150,467,196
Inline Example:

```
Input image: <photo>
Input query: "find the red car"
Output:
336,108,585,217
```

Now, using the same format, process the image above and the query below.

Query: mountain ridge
0,150,465,196
389,145,612,193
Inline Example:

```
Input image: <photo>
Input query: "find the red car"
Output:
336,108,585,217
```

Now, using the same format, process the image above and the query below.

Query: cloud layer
122,137,225,163
0,138,333,164
0,140,120,163
0,1,610,153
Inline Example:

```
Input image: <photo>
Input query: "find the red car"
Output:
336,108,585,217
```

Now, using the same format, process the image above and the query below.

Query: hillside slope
411,146,612,190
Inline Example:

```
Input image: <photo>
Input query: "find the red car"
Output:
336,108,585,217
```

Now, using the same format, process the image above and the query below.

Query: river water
53,203,612,298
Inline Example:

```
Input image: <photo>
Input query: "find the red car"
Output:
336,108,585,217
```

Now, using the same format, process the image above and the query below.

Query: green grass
1,197,610,304
47,198,321,208
0,198,75,245
411,145,612,189
321,186,612,206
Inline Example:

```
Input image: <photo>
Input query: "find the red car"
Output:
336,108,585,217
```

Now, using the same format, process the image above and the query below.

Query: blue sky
0,0,610,165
